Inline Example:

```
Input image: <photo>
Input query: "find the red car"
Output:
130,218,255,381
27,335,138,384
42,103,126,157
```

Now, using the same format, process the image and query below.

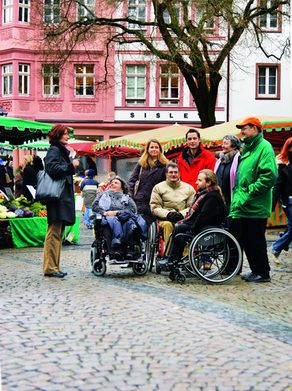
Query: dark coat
128,161,166,218
44,142,76,226
22,165,37,201
0,165,7,192
273,163,292,209
179,189,226,234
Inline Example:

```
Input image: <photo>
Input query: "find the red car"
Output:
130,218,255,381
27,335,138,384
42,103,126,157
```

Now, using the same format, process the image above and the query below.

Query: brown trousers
43,222,65,274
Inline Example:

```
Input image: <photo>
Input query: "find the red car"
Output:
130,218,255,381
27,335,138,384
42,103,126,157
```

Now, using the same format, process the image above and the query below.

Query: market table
0,216,80,248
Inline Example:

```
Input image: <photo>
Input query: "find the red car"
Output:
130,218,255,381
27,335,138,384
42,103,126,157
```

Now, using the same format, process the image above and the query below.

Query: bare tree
41,0,290,127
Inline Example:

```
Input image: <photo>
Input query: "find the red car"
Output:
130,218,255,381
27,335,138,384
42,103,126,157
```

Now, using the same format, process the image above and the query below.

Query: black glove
167,211,184,222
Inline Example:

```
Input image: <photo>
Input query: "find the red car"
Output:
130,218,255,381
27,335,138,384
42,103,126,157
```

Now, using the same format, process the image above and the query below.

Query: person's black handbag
35,170,66,202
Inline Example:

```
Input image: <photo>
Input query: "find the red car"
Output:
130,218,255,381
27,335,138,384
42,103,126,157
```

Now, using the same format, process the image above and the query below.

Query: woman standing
272,137,292,260
214,135,241,215
43,125,79,278
21,155,38,201
128,139,168,225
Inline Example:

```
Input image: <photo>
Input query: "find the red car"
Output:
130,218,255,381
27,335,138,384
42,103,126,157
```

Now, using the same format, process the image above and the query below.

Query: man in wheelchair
150,162,195,248
92,176,147,261
157,169,226,269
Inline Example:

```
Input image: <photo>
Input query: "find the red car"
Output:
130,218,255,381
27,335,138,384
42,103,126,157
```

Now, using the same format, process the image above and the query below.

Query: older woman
92,176,147,261
214,135,241,215
128,139,168,225
43,125,80,278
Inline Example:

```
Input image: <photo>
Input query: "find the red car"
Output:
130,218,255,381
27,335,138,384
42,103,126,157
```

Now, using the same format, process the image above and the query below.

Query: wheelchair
90,214,151,277
145,221,242,284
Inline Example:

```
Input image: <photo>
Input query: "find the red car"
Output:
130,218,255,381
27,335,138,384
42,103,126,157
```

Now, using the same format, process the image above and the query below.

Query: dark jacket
0,165,7,192
44,142,76,226
179,188,226,234
273,163,292,209
128,161,166,217
22,165,37,201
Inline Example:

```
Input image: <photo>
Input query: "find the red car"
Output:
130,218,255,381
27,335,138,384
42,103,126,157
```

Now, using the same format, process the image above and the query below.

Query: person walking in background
80,169,99,229
6,160,14,191
214,135,241,215
0,159,8,193
128,139,168,225
43,125,79,278
229,117,277,283
21,155,38,201
177,128,216,191
271,137,292,260
13,165,23,198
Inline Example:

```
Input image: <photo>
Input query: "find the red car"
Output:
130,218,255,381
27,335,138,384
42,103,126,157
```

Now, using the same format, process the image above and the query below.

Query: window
259,0,279,30
77,0,95,21
74,65,94,96
2,64,13,96
127,0,146,30
126,65,146,105
160,64,179,105
195,9,215,31
18,0,30,23
3,0,13,23
18,64,30,95
44,0,60,24
256,64,280,99
42,64,60,96
163,6,179,25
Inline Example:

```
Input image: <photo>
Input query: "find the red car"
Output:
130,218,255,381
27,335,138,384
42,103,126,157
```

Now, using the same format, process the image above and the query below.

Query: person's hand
103,210,118,217
167,211,184,222
72,159,80,168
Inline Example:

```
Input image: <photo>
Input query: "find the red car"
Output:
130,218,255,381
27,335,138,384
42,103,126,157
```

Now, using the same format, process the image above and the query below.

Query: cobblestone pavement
0,227,291,390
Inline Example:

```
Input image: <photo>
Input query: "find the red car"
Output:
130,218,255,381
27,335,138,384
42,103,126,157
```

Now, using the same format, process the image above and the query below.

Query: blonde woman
128,139,168,225
21,154,37,201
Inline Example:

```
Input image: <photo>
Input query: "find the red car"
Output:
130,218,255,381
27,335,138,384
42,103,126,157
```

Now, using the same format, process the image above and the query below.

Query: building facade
0,1,291,142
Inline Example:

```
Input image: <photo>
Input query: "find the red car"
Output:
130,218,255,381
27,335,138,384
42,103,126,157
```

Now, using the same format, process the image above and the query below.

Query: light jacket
177,145,216,191
229,133,277,219
150,180,195,220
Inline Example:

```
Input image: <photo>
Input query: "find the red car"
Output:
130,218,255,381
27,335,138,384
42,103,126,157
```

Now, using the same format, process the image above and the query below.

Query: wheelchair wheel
189,228,242,284
132,261,148,276
90,243,98,269
92,260,106,277
145,222,158,272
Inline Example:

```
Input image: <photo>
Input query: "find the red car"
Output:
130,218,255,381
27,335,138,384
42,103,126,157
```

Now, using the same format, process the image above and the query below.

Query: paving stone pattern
0,227,291,391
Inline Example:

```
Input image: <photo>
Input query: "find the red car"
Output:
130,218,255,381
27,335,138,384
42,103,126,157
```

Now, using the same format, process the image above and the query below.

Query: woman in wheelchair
157,169,226,270
92,176,147,261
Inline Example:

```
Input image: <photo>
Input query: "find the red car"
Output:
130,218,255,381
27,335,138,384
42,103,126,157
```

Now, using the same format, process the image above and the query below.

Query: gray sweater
92,191,137,215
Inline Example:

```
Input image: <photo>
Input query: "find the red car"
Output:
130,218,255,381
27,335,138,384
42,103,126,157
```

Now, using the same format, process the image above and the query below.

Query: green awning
0,117,73,145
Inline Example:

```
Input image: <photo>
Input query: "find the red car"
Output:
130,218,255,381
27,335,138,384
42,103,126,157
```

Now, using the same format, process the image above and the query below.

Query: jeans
84,207,93,228
272,203,292,254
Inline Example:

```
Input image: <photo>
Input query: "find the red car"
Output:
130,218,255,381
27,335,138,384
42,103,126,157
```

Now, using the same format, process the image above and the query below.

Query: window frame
18,63,30,95
77,0,95,21
158,63,181,106
74,64,95,97
2,64,13,96
258,0,282,32
3,0,13,24
42,64,60,96
43,0,61,24
18,0,30,23
127,0,146,31
125,63,147,106
255,63,280,100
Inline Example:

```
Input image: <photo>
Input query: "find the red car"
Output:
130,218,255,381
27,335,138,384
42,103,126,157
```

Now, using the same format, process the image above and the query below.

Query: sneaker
271,246,280,258
244,274,271,283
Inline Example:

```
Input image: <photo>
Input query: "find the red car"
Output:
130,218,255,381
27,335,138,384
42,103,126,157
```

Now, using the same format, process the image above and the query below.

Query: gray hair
223,135,241,150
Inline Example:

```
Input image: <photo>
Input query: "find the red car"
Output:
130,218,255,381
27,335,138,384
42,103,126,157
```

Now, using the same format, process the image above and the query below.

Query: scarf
177,186,219,224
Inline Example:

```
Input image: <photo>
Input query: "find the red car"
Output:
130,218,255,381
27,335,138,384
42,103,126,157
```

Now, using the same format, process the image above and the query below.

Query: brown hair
199,169,224,200
48,124,70,143
138,139,169,169
277,137,292,165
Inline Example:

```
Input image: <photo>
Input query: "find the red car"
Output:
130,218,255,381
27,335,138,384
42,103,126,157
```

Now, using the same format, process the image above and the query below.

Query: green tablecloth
8,216,80,248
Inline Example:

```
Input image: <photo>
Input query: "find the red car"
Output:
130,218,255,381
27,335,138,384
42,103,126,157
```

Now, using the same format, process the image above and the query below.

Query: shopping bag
35,170,66,202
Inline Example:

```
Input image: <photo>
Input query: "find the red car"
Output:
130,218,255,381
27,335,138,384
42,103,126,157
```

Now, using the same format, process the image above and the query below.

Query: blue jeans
84,207,93,227
272,203,292,254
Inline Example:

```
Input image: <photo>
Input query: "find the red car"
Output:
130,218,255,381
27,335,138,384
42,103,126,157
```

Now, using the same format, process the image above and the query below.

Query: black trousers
168,223,192,262
229,218,270,278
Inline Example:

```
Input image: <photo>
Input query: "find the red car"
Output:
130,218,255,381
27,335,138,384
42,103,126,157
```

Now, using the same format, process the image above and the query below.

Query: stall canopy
93,124,192,155
163,116,292,152
0,117,73,145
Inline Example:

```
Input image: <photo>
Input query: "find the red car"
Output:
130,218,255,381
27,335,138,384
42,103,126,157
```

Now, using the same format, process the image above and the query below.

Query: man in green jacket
229,117,277,283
